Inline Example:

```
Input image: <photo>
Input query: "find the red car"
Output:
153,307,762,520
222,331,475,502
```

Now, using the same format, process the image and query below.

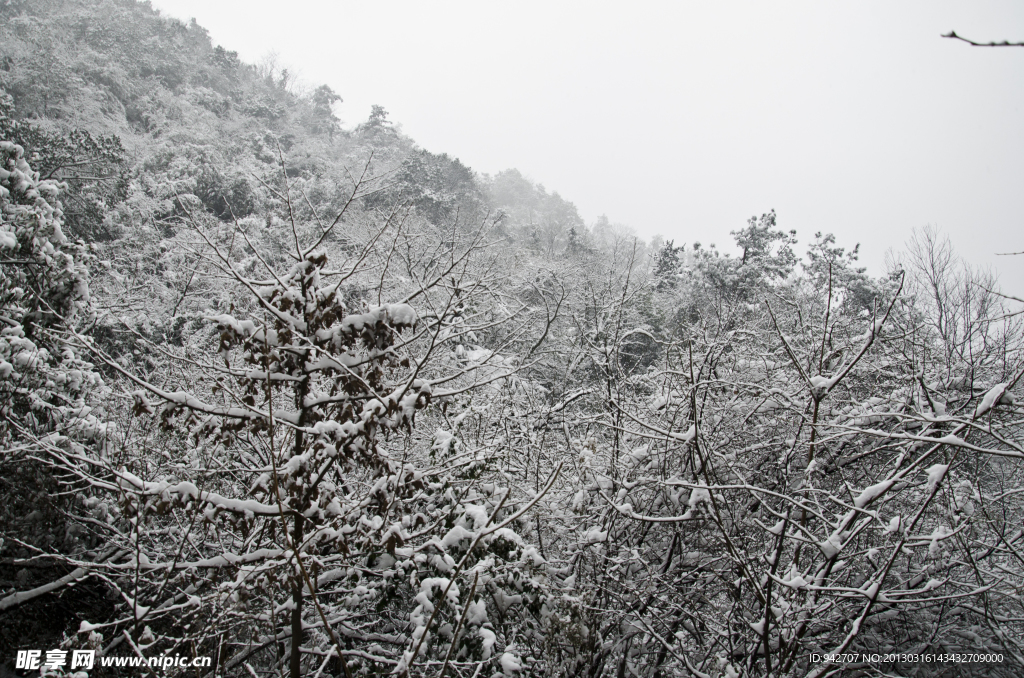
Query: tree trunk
290,514,305,678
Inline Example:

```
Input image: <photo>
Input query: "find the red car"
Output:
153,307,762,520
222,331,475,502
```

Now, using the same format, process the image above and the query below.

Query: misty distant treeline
2,2,1024,677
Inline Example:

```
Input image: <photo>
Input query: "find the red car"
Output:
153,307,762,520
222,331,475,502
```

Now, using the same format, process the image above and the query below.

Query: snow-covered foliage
3,3,1024,677
0,139,108,451
18,154,562,676
517,226,1024,678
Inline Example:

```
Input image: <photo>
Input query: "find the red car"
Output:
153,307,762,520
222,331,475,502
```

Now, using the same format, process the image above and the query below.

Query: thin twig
942,31,1024,47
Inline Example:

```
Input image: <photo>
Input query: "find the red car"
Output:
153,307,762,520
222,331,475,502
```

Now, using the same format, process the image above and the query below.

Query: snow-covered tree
0,137,116,635
57,163,563,677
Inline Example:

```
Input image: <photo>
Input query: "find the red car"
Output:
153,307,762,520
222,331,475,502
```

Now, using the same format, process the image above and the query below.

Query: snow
522,545,546,565
491,528,524,546
500,651,523,674
688,485,711,508
463,347,492,363
415,577,458,609
14,109,1024,674
975,383,1008,418
463,504,489,530
440,525,474,549
784,574,807,589
479,627,496,659
626,445,649,467
383,303,417,327
337,303,418,338
673,425,696,443
853,479,894,508
929,525,953,556
465,599,488,626
207,314,258,338
778,564,809,588
432,429,454,454
117,474,282,516
818,533,843,558
925,464,949,492
79,620,101,633
809,374,839,394
651,394,673,409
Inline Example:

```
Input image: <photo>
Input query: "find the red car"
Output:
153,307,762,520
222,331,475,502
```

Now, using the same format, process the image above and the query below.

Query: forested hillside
2,2,1023,677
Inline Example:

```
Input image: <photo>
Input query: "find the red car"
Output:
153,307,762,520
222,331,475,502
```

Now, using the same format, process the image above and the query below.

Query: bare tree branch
942,30,1024,47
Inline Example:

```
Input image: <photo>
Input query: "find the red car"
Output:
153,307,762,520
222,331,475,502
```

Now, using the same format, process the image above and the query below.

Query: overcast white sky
151,0,1024,290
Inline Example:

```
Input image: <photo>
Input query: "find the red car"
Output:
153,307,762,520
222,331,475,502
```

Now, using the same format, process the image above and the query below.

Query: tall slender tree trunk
290,514,305,678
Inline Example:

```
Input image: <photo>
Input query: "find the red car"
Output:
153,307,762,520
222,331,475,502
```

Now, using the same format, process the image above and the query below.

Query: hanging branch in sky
942,30,1024,47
